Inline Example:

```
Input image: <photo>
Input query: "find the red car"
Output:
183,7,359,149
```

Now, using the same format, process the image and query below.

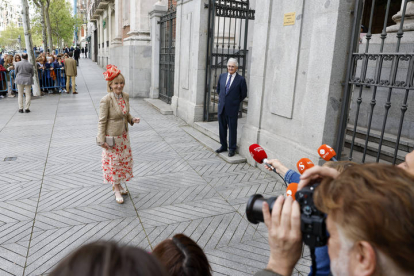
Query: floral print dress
102,97,134,185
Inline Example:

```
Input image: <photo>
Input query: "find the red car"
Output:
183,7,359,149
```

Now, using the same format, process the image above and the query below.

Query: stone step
346,124,414,152
345,134,405,164
181,126,246,164
144,98,173,115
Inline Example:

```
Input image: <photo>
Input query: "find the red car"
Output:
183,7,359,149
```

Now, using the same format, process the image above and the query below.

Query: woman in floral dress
97,65,140,204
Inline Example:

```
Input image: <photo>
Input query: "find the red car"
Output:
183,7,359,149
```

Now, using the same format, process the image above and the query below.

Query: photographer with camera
253,164,414,276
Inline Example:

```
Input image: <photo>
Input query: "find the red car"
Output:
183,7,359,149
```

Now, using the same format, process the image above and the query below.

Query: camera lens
246,194,277,224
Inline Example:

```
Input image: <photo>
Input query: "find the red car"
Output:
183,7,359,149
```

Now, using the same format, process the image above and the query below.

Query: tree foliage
0,23,26,49
31,0,82,47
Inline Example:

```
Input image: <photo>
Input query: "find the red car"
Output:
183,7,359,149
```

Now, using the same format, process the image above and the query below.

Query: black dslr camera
246,184,327,248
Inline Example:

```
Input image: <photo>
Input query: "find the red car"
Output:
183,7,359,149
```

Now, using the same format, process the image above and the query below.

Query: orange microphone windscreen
318,144,337,161
296,158,315,174
286,183,298,200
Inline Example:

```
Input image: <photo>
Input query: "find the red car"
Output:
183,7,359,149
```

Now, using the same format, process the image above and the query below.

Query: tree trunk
33,0,47,52
45,0,53,52
20,0,41,96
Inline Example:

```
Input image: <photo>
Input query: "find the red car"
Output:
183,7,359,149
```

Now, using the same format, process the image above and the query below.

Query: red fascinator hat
103,64,121,81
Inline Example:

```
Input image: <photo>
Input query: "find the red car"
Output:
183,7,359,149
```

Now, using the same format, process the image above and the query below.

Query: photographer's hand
298,166,339,190
262,196,302,276
264,159,289,178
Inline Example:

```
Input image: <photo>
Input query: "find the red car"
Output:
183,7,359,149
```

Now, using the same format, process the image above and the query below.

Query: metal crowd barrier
8,68,67,93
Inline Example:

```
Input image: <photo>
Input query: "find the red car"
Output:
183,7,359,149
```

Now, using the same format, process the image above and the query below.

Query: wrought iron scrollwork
215,0,255,19
379,79,390,85
394,81,406,87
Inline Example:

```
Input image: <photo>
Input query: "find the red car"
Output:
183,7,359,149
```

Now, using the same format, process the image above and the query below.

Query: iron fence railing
158,5,176,104
336,0,414,164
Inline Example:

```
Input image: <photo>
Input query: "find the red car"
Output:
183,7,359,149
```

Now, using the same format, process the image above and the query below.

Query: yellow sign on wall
283,12,296,26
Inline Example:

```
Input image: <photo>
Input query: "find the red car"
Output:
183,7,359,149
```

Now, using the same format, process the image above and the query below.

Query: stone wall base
171,95,204,125
109,44,152,98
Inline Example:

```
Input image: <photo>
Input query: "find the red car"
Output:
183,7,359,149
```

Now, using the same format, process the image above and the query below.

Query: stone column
171,0,209,124
98,17,102,65
112,0,122,45
149,2,167,99
108,4,113,46
124,0,156,45
386,1,414,33
104,10,109,66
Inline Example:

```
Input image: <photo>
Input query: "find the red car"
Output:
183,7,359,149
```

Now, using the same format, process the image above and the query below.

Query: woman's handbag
96,136,115,148
105,137,115,147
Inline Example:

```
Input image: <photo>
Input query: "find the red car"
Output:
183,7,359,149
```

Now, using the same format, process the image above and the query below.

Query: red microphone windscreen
318,144,337,161
296,158,315,174
249,144,268,164
286,183,298,200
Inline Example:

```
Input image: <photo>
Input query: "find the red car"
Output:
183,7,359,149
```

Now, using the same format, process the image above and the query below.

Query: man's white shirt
226,72,236,89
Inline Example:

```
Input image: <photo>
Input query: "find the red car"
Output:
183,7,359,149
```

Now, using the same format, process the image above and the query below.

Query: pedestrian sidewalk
0,59,310,276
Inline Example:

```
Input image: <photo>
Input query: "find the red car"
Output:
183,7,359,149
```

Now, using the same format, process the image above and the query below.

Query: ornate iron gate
204,0,255,121
159,6,176,104
336,0,414,164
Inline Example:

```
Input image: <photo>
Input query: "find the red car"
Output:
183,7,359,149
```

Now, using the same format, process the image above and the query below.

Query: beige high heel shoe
112,186,124,204
119,182,129,195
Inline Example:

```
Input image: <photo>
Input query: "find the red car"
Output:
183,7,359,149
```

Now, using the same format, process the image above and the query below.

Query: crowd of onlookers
0,45,87,98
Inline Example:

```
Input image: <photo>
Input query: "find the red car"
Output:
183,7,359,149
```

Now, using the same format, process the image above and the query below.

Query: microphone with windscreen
296,158,315,174
249,144,286,186
286,182,298,200
318,144,338,161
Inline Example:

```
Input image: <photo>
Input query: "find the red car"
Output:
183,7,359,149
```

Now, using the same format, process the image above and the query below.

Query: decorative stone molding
387,1,414,33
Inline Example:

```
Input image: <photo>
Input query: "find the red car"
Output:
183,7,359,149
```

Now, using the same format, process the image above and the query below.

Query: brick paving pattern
0,59,311,276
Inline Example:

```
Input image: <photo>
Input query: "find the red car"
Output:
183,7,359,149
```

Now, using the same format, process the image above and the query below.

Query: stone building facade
87,0,168,97
86,0,412,169
0,0,23,31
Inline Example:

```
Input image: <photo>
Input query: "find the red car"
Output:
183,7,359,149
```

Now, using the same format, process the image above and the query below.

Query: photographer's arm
264,159,289,177
264,159,301,184
259,196,302,276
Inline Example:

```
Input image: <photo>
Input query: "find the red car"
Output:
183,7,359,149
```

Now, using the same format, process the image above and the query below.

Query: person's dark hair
68,51,73,57
49,241,167,276
22,53,28,60
152,234,212,276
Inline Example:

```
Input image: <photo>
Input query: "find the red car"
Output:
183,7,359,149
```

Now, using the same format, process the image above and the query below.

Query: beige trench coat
97,92,134,144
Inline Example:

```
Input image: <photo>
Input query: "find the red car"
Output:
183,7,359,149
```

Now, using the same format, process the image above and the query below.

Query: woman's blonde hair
107,73,125,92
5,55,13,64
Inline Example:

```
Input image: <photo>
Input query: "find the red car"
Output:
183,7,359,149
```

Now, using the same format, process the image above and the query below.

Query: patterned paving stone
0,59,312,276
0,242,29,276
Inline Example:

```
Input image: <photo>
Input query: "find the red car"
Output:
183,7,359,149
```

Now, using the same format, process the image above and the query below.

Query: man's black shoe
215,147,227,153
25,109,30,113
228,151,235,157
18,109,23,113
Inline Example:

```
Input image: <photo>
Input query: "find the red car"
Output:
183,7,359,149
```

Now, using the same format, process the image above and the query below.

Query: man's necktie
225,74,232,94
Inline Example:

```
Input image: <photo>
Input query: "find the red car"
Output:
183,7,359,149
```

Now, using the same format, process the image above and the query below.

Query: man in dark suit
215,58,247,157
74,47,80,66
